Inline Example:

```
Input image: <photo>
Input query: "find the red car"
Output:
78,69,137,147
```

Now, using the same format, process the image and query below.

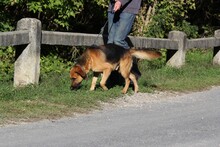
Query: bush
0,47,15,81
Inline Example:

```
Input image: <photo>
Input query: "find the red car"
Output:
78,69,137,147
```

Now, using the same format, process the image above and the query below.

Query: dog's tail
129,49,162,60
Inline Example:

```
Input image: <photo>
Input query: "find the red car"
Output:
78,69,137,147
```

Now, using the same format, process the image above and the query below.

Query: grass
1,49,220,125
138,49,220,92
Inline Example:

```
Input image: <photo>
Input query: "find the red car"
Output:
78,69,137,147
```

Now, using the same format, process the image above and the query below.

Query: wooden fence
1,18,220,87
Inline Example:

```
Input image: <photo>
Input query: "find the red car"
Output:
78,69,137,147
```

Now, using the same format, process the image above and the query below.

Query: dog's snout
70,85,78,90
70,83,81,90
70,86,74,90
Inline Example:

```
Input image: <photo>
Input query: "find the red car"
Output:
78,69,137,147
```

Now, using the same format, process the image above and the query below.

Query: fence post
166,31,187,68
213,29,220,65
14,18,41,87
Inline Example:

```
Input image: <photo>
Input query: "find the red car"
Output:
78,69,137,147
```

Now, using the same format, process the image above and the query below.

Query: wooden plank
42,31,178,49
42,31,105,46
215,38,220,46
129,36,178,49
187,37,216,49
0,30,29,47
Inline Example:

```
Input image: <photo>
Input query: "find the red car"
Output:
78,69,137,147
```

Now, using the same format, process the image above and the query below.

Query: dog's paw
121,89,127,94
134,90,138,93
102,86,108,91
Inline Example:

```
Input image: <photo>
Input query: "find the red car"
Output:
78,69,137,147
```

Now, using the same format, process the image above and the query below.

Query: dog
70,44,161,94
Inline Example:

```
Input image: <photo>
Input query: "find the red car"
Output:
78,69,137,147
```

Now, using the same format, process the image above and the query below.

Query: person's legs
108,12,135,49
113,12,136,49
107,12,116,44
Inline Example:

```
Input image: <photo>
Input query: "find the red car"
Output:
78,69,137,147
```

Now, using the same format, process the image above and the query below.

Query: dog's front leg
90,72,100,91
100,69,111,91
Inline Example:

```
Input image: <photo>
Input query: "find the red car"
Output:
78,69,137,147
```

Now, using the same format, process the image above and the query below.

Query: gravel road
0,86,220,147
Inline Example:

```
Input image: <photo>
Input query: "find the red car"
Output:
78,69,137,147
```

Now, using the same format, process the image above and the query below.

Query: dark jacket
108,0,142,14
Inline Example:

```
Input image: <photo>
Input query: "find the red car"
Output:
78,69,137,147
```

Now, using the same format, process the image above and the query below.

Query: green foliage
40,55,72,75
174,20,198,38
40,46,84,76
20,0,83,30
0,47,15,81
0,0,107,31
0,21,13,32
189,0,220,37
92,0,108,8
135,0,198,38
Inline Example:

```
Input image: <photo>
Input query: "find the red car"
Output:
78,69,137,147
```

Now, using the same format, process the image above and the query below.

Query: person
107,0,142,49
107,0,142,86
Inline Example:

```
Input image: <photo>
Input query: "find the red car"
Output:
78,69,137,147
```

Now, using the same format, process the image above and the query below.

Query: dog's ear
75,65,87,79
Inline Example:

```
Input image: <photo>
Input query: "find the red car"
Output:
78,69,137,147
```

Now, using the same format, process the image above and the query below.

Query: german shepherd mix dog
70,44,161,94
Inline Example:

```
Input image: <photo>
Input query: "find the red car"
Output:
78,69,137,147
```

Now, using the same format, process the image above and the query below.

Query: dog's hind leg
100,69,112,91
120,67,131,94
120,57,132,94
90,72,100,91
122,77,130,94
129,73,138,93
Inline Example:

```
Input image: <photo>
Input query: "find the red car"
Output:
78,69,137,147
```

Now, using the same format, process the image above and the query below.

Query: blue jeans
107,12,136,49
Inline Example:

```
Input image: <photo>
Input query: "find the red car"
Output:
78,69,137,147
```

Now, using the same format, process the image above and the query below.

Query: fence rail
0,30,29,46
0,18,220,87
187,37,219,49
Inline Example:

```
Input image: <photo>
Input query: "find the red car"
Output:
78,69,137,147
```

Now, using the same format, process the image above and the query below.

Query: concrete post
14,18,41,87
213,29,220,65
166,31,187,68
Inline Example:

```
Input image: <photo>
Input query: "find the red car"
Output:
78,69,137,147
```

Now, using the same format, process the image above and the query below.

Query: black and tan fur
70,44,161,94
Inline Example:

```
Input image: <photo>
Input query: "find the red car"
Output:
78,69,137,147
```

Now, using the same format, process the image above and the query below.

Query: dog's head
70,65,87,90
